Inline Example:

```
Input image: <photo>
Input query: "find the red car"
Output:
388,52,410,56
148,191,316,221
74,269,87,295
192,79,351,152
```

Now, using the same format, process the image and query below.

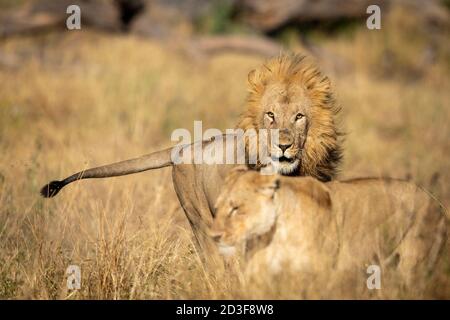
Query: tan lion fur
211,169,448,298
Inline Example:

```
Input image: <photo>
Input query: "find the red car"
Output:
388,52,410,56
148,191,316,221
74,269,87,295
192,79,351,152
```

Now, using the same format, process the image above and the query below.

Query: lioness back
327,178,447,279
212,171,448,298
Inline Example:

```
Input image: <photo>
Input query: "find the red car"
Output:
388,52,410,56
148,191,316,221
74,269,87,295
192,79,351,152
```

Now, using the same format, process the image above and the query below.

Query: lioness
41,53,343,258
211,168,448,297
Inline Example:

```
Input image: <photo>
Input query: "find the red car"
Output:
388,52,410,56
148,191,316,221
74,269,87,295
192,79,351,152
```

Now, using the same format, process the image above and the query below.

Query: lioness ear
225,165,249,185
303,177,332,209
259,178,280,198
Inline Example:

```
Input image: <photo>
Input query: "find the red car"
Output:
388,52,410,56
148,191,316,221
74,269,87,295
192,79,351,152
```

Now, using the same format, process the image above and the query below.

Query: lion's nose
278,143,292,153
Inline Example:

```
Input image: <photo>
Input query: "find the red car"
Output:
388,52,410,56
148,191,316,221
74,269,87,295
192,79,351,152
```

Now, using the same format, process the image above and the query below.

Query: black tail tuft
40,180,64,198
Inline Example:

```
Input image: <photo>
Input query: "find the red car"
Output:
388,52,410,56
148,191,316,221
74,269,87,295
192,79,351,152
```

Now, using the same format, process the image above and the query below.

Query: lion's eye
296,113,305,120
266,112,275,120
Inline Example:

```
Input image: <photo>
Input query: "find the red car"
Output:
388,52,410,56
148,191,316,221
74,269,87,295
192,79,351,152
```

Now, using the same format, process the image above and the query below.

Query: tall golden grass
0,7,449,299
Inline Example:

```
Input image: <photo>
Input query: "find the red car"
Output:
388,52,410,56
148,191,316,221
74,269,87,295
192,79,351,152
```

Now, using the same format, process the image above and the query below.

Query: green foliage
195,0,246,35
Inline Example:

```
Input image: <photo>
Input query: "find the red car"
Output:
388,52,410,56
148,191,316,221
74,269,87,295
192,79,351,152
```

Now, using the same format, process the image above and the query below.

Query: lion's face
259,82,309,175
237,53,342,181
210,173,279,256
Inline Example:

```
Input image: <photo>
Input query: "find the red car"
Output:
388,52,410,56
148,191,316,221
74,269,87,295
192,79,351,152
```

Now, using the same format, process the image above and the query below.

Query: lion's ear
318,75,331,91
247,69,258,89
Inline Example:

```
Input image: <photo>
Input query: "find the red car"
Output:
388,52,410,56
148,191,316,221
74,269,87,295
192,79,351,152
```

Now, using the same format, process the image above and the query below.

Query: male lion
211,168,448,298
40,53,342,258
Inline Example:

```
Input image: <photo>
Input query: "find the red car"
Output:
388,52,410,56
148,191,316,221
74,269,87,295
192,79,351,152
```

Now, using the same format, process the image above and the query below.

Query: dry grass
0,8,449,299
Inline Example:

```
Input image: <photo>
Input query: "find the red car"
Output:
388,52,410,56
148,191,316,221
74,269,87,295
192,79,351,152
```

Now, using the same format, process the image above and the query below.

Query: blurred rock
186,34,282,59
0,0,120,37
2,0,448,38
129,0,193,38
234,0,448,32
129,0,236,38
235,0,388,31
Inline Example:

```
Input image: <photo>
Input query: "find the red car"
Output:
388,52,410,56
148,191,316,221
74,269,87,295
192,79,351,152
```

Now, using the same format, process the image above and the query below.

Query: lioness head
237,53,342,181
210,167,334,258
210,169,280,256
